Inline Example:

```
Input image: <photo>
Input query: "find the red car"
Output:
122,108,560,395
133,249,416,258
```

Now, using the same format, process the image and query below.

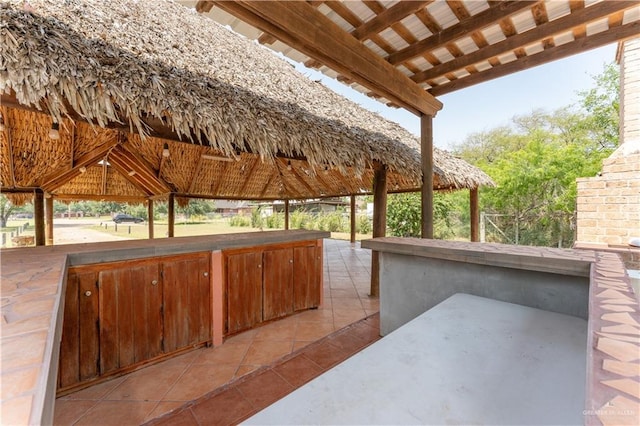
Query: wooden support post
45,194,54,245
421,114,434,239
34,189,45,246
147,199,154,239
370,162,387,298
350,195,356,244
470,188,479,242
168,193,175,238
284,200,290,230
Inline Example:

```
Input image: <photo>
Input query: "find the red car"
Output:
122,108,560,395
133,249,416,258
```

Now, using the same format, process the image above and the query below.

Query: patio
53,239,378,425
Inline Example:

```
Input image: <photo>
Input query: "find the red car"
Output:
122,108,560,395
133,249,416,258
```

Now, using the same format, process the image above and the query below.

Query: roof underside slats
195,0,640,102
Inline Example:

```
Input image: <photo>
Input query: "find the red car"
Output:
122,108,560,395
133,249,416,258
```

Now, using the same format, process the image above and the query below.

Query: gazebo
1,0,493,248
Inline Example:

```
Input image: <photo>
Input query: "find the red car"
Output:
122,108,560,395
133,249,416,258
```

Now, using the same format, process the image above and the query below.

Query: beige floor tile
53,399,97,426
75,400,157,426
191,339,251,365
61,376,127,400
241,340,294,365
295,321,336,341
254,317,298,341
162,364,237,401
104,362,186,401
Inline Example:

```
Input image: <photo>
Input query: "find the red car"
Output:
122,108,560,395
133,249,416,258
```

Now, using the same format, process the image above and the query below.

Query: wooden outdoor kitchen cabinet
58,252,211,393
224,240,322,335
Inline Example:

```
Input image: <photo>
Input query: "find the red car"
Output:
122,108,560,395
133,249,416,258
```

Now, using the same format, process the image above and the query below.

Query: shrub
266,212,284,229
356,215,371,234
229,215,251,227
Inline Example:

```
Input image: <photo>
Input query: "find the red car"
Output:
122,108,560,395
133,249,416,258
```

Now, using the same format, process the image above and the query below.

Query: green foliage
0,195,15,228
356,215,371,234
290,210,313,229
266,212,284,229
316,211,347,232
450,62,619,247
229,215,251,227
386,192,453,238
250,207,264,228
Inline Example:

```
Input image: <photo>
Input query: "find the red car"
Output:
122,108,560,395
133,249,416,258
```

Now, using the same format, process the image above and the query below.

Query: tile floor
53,239,377,425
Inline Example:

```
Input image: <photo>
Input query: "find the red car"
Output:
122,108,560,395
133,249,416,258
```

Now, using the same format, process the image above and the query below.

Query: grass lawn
91,218,372,241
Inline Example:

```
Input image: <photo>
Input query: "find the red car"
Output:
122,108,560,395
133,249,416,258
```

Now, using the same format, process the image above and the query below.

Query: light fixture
49,122,60,140
201,154,233,162
128,170,136,176
79,166,87,173
162,143,170,158
286,160,292,171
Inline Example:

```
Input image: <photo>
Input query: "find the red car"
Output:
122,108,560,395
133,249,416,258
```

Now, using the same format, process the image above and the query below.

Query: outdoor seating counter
0,229,329,426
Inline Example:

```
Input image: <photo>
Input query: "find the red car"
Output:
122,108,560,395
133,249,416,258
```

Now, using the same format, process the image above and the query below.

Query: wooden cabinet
223,240,322,335
58,253,211,393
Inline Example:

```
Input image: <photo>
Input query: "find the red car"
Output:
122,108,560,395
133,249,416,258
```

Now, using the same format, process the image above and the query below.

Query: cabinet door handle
151,280,158,286
85,291,92,297
203,272,209,277
289,259,293,263
258,264,262,268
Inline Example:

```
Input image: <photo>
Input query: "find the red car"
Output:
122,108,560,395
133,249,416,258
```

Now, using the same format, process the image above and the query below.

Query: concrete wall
575,37,640,245
379,252,589,335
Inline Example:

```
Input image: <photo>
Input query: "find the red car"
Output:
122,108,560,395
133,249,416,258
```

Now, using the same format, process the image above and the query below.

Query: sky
292,44,618,151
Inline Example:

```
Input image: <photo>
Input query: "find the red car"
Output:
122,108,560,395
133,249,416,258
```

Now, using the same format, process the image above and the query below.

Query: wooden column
284,200,290,230
421,114,434,239
34,189,45,246
45,194,54,245
350,195,356,244
370,162,387,298
167,193,175,238
470,188,479,242
147,199,154,239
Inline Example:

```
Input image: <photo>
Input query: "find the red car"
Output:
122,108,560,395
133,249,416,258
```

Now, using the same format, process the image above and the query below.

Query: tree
451,63,619,247
387,192,453,239
0,195,15,228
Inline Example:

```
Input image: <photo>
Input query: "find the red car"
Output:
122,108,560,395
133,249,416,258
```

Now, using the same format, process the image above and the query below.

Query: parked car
113,213,144,224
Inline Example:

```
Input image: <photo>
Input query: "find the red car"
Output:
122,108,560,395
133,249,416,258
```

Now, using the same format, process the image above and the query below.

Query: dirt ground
50,218,130,245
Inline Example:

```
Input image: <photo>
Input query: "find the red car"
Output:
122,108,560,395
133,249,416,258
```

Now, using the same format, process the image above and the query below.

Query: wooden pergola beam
430,19,640,96
351,1,434,41
208,0,442,116
387,1,538,65
413,0,637,85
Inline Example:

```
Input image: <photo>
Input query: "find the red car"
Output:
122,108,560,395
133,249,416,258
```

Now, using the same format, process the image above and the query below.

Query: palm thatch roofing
0,0,494,206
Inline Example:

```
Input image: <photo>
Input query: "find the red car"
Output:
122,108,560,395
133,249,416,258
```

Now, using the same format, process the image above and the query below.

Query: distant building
213,200,253,217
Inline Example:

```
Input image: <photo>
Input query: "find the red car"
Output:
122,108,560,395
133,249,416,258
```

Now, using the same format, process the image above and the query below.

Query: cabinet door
58,269,100,389
162,253,211,353
99,262,162,375
226,251,263,334
263,248,294,321
293,245,322,311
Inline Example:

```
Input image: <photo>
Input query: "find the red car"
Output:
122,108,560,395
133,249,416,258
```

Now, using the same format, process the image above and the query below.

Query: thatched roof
0,0,494,204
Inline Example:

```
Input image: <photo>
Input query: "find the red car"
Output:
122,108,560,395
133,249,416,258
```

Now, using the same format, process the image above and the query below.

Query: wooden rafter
351,1,434,41
259,170,277,199
278,158,316,196
429,19,640,96
208,0,442,115
107,144,171,195
415,0,637,86
41,142,118,192
387,1,538,65
210,161,230,196
238,157,262,195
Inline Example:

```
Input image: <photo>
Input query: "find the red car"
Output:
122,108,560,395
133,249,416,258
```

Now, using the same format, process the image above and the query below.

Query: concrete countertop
0,230,329,425
362,237,596,277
